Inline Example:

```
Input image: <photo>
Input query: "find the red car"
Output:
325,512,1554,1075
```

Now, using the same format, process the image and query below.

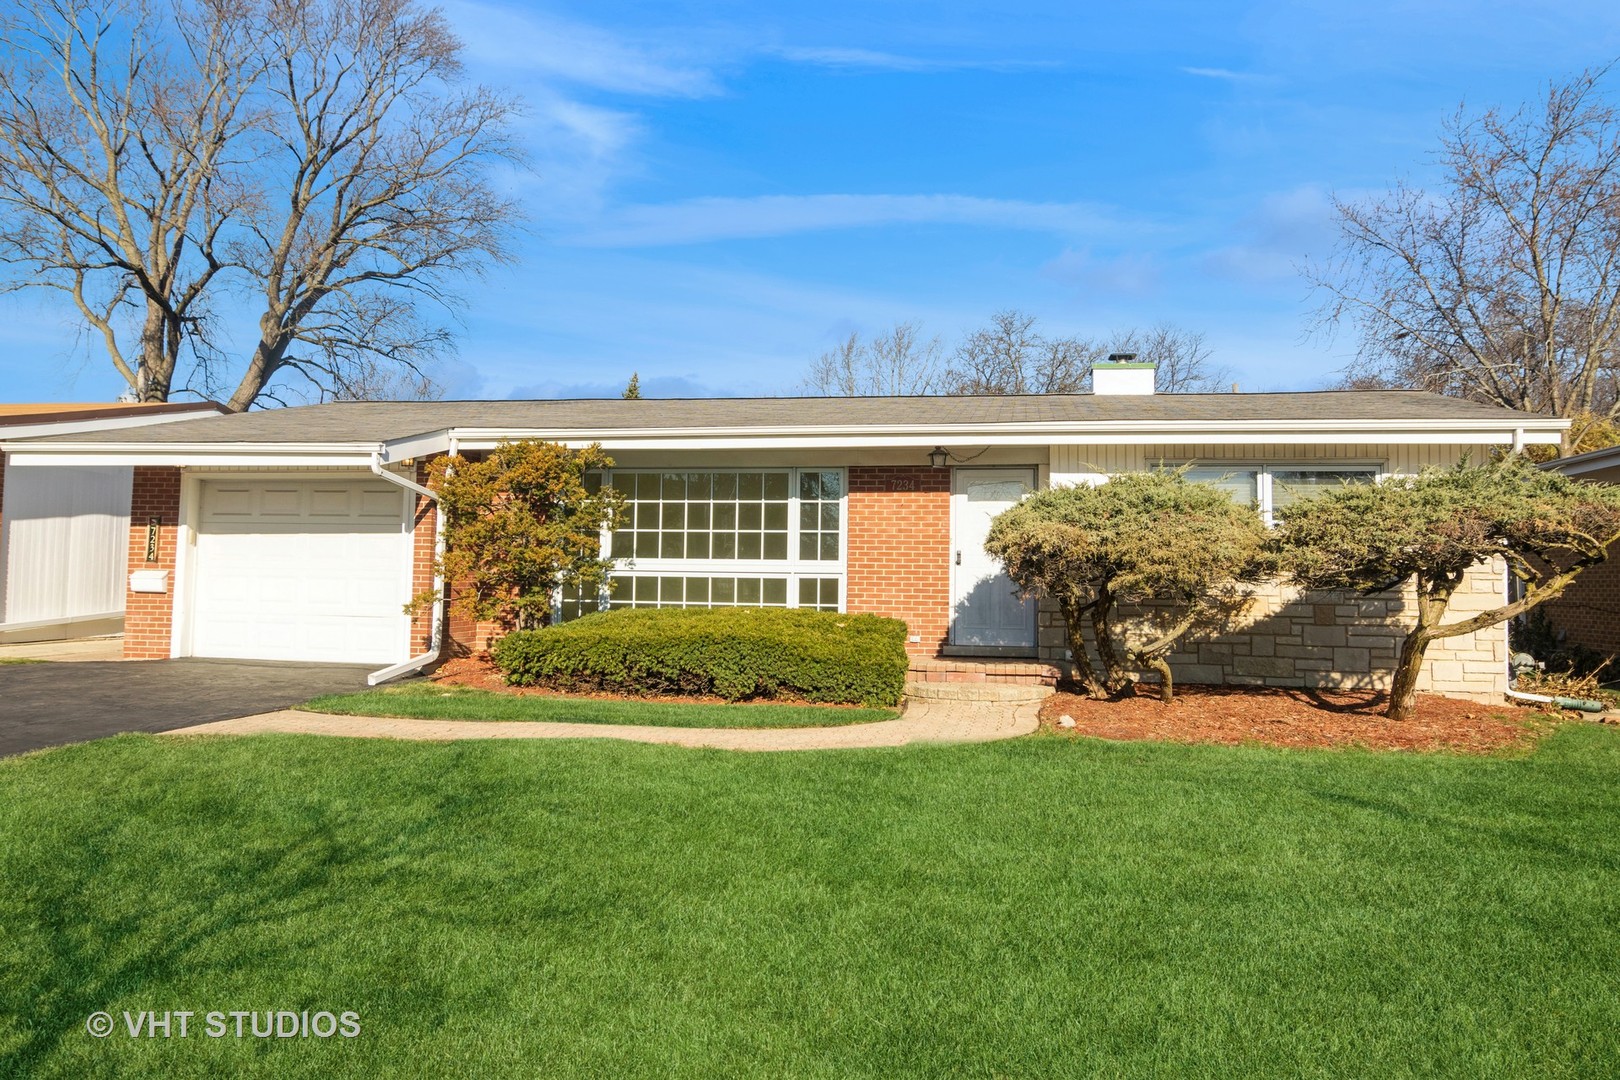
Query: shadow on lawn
0,774,477,1076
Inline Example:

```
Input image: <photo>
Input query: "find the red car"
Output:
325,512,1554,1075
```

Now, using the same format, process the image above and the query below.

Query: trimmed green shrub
491,607,909,706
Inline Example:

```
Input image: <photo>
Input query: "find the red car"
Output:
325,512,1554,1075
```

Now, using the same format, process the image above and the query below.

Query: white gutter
366,451,444,685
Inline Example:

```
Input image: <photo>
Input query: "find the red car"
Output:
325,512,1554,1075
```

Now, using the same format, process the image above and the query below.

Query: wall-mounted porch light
928,446,951,469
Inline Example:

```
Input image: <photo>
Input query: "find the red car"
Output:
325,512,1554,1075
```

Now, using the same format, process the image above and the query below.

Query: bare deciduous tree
800,321,944,396
0,0,520,410
943,309,1095,394
1309,69,1620,438
1109,323,1231,393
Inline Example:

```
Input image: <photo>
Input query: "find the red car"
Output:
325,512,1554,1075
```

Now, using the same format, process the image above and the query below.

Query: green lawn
0,657,43,664
2,727,1618,1078
301,683,898,727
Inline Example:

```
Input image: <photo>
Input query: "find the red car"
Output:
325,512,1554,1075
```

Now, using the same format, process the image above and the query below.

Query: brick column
123,467,182,660
409,459,442,655
845,465,952,657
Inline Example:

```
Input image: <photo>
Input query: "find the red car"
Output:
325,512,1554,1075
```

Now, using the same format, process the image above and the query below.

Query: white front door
189,479,411,664
950,467,1036,650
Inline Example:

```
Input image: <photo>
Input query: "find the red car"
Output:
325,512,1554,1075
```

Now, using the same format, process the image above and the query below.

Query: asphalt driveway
0,658,374,757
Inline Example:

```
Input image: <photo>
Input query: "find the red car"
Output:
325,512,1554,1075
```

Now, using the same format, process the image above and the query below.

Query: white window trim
1176,461,1384,527
564,466,849,617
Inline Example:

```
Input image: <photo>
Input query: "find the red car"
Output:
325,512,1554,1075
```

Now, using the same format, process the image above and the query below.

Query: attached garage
186,477,412,664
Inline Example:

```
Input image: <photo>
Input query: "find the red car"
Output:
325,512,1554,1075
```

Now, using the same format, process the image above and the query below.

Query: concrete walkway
166,695,1042,752
0,635,124,663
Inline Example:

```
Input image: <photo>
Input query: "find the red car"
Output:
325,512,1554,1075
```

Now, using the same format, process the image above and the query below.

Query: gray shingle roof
20,391,1557,445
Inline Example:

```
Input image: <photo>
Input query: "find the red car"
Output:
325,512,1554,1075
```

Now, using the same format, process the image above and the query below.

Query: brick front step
908,655,1062,688
906,680,1054,703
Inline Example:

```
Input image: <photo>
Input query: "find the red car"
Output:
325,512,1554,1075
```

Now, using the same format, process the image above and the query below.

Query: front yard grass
301,683,899,728
2,726,1619,1078
0,657,43,664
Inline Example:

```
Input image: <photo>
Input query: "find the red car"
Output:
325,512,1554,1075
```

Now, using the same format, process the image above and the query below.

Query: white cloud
1202,183,1339,282
1040,248,1160,295
1182,66,1270,84
772,46,1057,74
564,194,1142,247
445,1,719,97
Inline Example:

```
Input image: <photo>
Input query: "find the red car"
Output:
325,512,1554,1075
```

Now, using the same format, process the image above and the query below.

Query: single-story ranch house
0,365,1568,698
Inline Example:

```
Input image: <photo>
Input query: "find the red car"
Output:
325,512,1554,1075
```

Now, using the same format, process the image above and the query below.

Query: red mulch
1038,683,1565,753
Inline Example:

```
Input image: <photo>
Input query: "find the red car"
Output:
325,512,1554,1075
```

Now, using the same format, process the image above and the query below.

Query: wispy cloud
1182,66,1270,84
445,1,719,97
565,194,1141,247
772,46,1058,74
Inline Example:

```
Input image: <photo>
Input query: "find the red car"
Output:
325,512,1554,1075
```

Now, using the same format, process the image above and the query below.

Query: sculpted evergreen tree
416,441,624,633
1278,458,1620,720
985,471,1270,701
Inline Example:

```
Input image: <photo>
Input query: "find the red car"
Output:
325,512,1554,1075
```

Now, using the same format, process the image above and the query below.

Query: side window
1270,469,1376,514
1182,467,1259,509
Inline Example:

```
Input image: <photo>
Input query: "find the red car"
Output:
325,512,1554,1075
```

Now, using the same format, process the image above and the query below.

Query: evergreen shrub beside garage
491,608,909,706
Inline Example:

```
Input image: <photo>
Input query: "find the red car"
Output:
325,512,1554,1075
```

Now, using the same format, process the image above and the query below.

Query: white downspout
368,451,445,685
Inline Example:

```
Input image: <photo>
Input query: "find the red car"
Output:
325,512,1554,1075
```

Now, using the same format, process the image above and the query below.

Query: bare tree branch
0,0,521,409
1309,69,1620,439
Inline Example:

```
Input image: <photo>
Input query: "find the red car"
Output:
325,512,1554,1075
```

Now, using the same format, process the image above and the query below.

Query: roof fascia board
0,445,376,468
378,429,453,463
0,407,224,440
449,429,1564,452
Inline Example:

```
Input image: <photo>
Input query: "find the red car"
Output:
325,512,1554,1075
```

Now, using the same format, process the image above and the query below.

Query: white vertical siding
0,461,132,626
1049,443,1489,485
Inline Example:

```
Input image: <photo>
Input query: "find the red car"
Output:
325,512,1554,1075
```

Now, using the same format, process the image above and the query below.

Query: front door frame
947,465,1038,655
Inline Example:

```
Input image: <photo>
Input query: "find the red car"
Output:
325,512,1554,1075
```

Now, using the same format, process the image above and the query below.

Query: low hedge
491,607,909,706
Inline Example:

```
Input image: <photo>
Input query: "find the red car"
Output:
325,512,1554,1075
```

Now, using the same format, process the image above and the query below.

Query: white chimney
1092,353,1156,395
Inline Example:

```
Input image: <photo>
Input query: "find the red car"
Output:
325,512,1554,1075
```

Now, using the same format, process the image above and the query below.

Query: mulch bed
1038,683,1567,753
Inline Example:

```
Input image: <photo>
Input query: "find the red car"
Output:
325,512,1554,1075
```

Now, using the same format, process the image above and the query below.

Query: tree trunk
1386,629,1430,721
1088,588,1134,697
1061,601,1109,699
1143,653,1174,703
1386,584,1449,721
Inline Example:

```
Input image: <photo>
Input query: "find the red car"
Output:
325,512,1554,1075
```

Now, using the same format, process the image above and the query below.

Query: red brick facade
1543,540,1620,658
845,465,952,657
408,459,440,655
123,466,182,659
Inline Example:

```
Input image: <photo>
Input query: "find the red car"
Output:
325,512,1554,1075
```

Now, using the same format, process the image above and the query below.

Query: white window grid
560,467,849,618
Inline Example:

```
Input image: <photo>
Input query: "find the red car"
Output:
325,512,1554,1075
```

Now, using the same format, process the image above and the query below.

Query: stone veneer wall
1035,560,1508,702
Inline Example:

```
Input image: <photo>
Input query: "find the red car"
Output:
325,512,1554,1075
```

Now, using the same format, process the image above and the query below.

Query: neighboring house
1540,444,1620,659
0,366,1566,698
0,402,225,642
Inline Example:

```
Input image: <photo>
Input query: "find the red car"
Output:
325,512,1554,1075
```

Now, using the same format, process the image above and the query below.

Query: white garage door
191,478,411,664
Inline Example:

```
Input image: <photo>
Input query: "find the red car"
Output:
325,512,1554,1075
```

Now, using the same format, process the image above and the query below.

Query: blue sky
5,0,1620,403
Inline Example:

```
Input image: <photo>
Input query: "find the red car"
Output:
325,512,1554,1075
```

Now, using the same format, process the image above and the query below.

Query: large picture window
1182,464,1379,525
562,468,846,620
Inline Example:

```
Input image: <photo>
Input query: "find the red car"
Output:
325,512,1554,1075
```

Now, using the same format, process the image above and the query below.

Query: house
1539,444,1620,660
0,401,225,642
0,366,1566,697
